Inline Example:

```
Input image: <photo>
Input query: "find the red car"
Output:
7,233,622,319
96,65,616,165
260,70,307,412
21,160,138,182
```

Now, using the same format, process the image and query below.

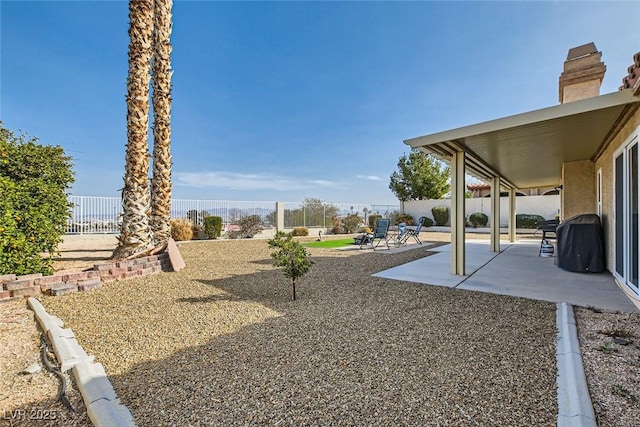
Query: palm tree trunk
113,0,154,260
150,0,173,248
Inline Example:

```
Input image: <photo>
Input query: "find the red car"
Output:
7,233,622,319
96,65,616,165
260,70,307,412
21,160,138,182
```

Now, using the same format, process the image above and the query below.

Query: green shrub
516,214,546,229
368,214,382,229
469,212,489,228
432,206,449,226
203,216,223,239
0,125,74,275
421,216,434,227
238,215,264,238
171,218,193,241
395,213,414,225
342,213,362,234
292,227,309,236
268,231,314,300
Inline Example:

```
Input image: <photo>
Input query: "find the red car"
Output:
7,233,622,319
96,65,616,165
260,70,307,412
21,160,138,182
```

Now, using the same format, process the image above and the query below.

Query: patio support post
450,151,466,275
508,188,516,242
490,176,501,252
276,202,284,232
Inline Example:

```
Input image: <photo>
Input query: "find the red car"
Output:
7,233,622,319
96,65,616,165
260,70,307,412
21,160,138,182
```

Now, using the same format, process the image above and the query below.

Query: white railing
66,196,400,234
67,196,122,234
282,202,400,228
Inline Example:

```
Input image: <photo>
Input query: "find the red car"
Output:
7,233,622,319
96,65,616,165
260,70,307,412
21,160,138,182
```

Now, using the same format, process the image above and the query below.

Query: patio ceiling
404,89,640,189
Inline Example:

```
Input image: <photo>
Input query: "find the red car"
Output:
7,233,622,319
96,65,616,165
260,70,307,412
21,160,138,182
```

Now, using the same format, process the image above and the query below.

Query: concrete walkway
374,240,638,313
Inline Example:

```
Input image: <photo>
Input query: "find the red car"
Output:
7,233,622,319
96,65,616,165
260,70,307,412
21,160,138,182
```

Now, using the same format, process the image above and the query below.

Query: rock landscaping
37,239,558,426
1,234,638,426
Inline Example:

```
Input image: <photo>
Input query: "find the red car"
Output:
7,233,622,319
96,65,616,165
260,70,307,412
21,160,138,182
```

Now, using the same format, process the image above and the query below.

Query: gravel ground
38,237,558,426
3,232,636,426
0,301,89,426
575,307,640,427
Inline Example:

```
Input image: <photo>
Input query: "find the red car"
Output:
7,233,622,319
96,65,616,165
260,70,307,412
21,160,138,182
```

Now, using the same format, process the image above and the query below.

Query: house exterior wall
594,107,640,272
561,160,596,220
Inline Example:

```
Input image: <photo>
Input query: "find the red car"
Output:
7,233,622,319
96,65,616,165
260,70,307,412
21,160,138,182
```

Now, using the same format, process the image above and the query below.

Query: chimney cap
567,42,598,61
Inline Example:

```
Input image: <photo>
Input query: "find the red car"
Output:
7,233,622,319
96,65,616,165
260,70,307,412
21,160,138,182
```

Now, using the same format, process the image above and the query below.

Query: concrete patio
375,239,639,313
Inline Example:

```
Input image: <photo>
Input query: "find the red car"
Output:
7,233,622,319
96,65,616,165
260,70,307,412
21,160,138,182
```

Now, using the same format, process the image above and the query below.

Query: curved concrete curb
28,298,136,427
556,302,597,427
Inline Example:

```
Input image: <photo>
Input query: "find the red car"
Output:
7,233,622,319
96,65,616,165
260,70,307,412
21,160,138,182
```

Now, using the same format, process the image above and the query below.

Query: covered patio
375,240,639,313
404,89,639,277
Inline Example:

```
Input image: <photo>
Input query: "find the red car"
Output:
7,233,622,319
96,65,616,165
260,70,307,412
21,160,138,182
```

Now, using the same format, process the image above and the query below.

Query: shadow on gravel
176,294,242,303
43,242,559,426
112,250,557,425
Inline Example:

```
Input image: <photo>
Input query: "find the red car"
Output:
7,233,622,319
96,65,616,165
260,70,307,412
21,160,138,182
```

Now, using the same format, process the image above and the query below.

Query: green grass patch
303,238,355,248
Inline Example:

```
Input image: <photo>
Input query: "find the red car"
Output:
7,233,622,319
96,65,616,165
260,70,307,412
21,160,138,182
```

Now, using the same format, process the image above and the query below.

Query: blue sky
1,1,638,204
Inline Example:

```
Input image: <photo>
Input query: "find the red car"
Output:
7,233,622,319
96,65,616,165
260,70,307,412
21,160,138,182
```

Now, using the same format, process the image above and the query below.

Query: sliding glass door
614,133,639,294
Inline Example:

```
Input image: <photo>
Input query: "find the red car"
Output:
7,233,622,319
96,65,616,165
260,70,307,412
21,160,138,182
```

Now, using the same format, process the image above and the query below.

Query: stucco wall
562,80,601,103
594,107,640,272
403,195,560,227
562,160,596,220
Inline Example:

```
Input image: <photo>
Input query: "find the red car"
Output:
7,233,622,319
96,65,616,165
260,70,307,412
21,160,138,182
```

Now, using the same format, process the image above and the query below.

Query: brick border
0,253,172,302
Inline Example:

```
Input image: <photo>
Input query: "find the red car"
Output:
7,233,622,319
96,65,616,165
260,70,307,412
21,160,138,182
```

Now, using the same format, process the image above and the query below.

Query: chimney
559,42,606,104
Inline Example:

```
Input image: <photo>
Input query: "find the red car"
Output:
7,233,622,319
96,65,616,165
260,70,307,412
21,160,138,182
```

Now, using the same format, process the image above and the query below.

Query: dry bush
292,227,309,236
171,218,194,241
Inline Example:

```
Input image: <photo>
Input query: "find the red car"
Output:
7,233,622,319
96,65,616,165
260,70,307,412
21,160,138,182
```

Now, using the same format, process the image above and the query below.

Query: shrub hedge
469,212,489,228
432,206,449,226
204,216,223,239
292,227,309,236
0,125,74,275
395,213,414,225
516,214,546,229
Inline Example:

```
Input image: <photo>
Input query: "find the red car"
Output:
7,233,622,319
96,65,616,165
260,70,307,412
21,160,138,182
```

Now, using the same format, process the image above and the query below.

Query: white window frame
613,127,639,297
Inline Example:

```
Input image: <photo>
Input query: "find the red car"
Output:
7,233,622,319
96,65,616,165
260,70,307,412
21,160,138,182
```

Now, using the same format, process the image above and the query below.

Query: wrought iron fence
66,196,399,234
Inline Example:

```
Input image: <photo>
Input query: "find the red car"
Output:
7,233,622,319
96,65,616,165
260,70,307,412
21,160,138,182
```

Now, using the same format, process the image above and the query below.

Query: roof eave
404,89,639,149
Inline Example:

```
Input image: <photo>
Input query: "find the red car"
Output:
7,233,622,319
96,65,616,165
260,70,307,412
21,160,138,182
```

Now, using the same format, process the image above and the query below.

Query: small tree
389,150,450,201
268,232,313,300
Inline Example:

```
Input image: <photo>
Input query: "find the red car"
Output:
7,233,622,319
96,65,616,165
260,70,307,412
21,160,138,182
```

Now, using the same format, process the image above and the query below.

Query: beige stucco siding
562,80,602,104
594,108,640,272
562,160,596,220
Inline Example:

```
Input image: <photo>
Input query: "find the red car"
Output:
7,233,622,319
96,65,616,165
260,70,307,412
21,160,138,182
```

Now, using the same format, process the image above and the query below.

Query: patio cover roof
404,89,640,190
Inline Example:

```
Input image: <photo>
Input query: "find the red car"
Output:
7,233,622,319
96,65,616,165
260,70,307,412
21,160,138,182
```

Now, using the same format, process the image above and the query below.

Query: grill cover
557,214,605,273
